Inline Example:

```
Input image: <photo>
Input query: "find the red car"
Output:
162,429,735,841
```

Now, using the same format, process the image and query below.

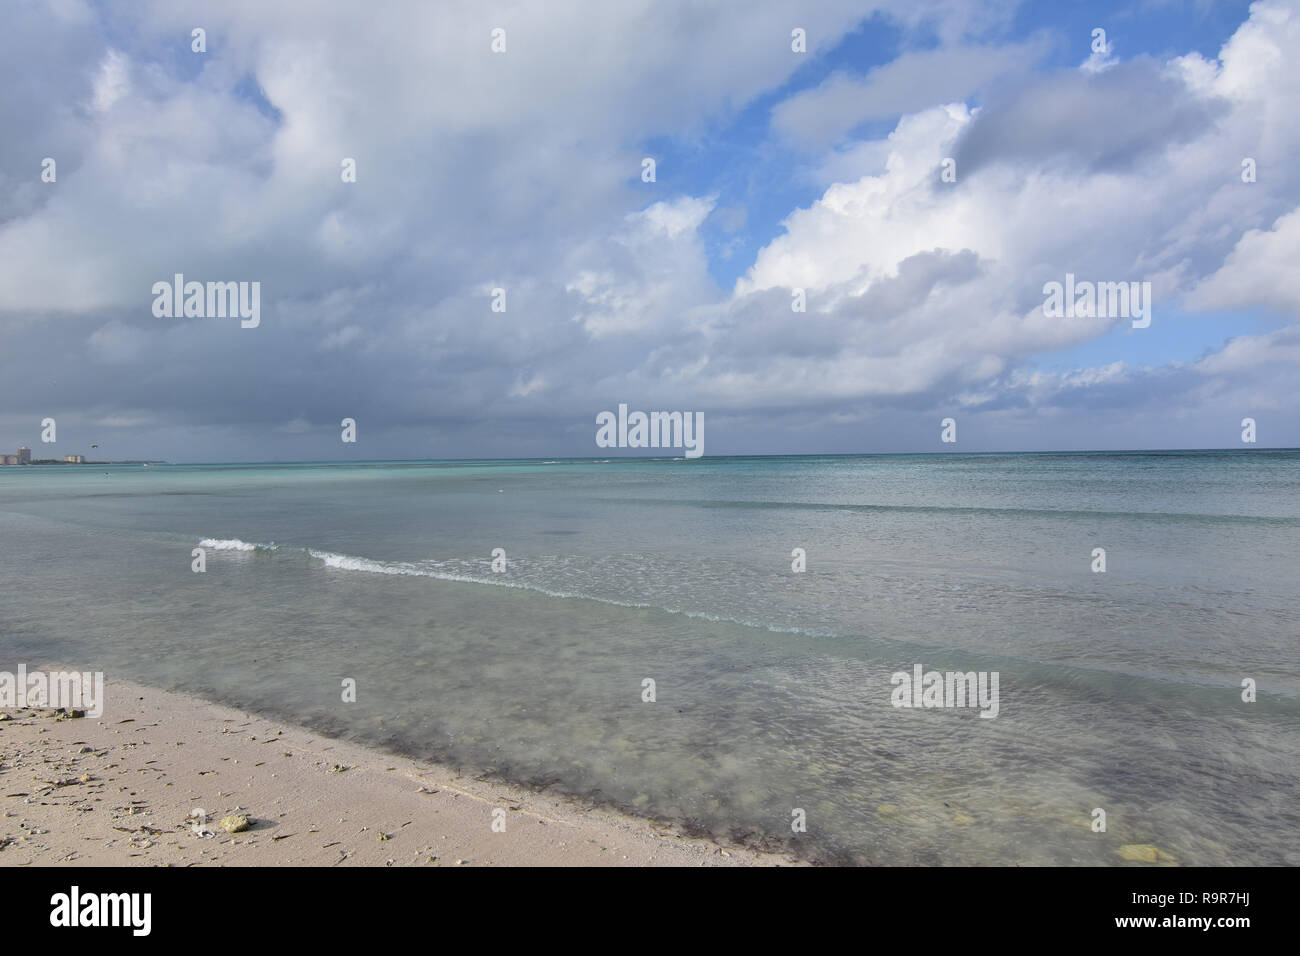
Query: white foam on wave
198,537,829,641
198,538,276,552
307,549,424,575
301,547,835,638
308,547,648,603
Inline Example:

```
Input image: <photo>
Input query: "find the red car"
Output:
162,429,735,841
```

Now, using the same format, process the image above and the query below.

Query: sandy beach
0,677,799,867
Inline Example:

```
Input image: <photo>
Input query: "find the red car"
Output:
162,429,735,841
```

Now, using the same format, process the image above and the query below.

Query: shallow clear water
1,451,1297,864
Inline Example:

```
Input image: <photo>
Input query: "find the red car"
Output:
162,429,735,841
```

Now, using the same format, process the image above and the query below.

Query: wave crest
198,538,277,552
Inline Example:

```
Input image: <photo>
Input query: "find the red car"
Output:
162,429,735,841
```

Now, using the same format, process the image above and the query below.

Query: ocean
2,450,1297,865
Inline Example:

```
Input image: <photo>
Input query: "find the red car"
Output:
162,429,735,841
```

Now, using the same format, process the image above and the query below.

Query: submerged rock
1116,843,1177,864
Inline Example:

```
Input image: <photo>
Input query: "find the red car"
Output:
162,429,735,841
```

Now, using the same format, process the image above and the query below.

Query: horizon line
67,445,1300,466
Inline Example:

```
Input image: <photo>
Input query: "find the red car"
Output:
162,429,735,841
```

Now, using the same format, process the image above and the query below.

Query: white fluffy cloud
1192,208,1300,315
706,0,1300,434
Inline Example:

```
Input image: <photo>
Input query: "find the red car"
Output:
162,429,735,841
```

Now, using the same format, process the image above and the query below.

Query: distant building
0,455,17,466
17,446,30,464
64,455,85,464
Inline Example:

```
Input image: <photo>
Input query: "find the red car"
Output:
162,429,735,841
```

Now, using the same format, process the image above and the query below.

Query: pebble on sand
220,813,251,833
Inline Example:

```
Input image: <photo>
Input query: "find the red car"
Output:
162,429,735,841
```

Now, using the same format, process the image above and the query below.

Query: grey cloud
772,37,1050,150
954,58,1229,176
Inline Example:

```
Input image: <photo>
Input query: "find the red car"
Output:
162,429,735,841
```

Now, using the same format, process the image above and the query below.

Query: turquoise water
2,451,1298,864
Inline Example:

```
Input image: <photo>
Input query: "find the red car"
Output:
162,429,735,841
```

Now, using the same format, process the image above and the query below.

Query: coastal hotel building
0,448,84,465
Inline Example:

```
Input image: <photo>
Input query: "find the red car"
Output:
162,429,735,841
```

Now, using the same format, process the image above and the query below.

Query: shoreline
0,676,802,867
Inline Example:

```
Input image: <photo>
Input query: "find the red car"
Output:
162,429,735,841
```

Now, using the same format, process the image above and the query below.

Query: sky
1,0,1298,462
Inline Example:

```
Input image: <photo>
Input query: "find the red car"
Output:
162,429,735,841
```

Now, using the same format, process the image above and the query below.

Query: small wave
298,546,832,637
306,548,609,598
307,549,424,575
193,539,875,645
198,538,277,552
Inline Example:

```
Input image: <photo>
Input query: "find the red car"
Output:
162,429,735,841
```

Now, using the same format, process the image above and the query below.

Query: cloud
87,320,149,363
953,59,1228,177
1196,325,1300,375
2,0,1300,459
707,1,1300,438
1190,207,1300,315
771,37,1051,150
91,49,131,112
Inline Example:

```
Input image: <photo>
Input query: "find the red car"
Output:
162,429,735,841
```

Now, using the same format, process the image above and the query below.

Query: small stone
220,813,250,833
